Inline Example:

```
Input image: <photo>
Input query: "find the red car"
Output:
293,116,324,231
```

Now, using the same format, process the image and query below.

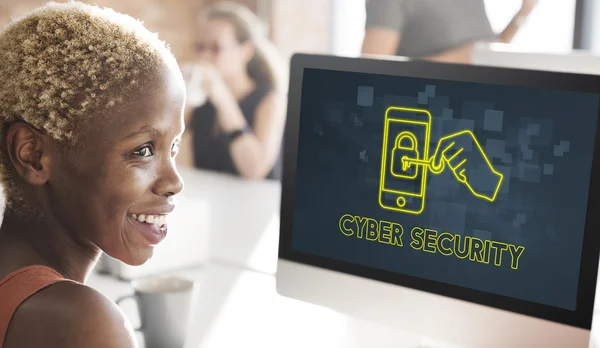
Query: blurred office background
1,0,586,65
333,0,578,56
0,0,332,65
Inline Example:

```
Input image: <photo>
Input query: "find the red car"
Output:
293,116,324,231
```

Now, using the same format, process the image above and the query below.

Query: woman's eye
133,145,154,157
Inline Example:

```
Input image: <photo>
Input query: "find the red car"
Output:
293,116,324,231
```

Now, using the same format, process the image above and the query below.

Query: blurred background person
361,0,539,64
178,1,287,181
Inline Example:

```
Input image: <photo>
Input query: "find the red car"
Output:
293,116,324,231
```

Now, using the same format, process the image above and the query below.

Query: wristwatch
226,126,251,143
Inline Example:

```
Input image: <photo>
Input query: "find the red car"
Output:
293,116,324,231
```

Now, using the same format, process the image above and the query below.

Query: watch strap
226,126,251,143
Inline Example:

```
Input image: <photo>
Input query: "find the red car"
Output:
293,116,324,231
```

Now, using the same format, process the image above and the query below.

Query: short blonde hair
0,1,179,210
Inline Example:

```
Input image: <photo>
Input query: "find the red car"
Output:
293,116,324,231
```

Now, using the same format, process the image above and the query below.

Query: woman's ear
5,122,54,186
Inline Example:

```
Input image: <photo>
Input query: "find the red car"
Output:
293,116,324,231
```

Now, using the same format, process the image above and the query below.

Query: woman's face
195,18,251,79
48,66,186,265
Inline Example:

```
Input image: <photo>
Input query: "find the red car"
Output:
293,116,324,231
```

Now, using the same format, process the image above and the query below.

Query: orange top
0,265,71,348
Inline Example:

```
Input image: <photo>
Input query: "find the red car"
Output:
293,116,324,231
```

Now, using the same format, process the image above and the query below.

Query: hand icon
404,130,504,202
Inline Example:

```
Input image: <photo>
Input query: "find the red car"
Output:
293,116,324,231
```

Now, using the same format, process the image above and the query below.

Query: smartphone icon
379,106,432,214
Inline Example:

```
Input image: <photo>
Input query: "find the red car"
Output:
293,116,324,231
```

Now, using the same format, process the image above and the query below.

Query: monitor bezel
278,53,600,330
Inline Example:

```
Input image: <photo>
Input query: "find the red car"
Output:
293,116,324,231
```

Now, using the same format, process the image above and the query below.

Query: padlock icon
390,131,420,179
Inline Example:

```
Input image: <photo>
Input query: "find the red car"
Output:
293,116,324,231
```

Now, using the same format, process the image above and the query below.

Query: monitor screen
283,61,600,325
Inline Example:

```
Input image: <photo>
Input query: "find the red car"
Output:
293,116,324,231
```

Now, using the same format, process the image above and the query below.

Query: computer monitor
472,42,600,75
276,53,600,347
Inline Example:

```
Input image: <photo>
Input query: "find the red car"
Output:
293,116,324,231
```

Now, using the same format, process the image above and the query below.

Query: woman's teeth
131,214,167,226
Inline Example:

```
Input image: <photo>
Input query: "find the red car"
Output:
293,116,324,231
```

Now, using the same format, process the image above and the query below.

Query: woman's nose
154,161,184,197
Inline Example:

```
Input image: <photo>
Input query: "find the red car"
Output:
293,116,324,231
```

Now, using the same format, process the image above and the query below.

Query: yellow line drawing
404,130,504,202
379,106,431,215
379,106,504,215
391,131,420,179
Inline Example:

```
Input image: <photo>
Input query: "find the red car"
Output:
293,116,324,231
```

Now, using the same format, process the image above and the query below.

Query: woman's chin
129,248,156,266
108,247,155,267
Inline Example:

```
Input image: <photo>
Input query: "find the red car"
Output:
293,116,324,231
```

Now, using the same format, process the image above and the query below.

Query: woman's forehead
199,18,236,38
83,68,185,143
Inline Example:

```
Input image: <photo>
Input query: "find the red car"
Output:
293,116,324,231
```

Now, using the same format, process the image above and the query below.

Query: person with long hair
0,1,185,347
179,1,287,180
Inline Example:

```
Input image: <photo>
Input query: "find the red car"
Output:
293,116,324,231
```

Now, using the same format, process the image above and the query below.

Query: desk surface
89,262,433,348
88,261,600,348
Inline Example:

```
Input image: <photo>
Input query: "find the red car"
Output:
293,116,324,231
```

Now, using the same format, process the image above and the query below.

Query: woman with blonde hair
180,1,287,180
0,1,185,347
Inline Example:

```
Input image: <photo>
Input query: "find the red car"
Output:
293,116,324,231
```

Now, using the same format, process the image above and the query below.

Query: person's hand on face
198,61,231,104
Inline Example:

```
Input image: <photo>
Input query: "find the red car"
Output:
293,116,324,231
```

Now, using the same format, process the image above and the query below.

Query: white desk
89,262,434,348
89,261,600,348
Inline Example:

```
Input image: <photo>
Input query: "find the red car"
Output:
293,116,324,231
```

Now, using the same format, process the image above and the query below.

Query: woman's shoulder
4,281,137,348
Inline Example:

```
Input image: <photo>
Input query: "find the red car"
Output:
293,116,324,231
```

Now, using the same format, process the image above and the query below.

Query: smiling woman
0,1,185,348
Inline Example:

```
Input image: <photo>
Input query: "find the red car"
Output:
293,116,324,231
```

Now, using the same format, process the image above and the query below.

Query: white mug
181,63,207,108
116,276,196,348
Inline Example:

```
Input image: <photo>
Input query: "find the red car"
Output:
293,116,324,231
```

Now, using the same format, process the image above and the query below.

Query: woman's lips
129,214,168,245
